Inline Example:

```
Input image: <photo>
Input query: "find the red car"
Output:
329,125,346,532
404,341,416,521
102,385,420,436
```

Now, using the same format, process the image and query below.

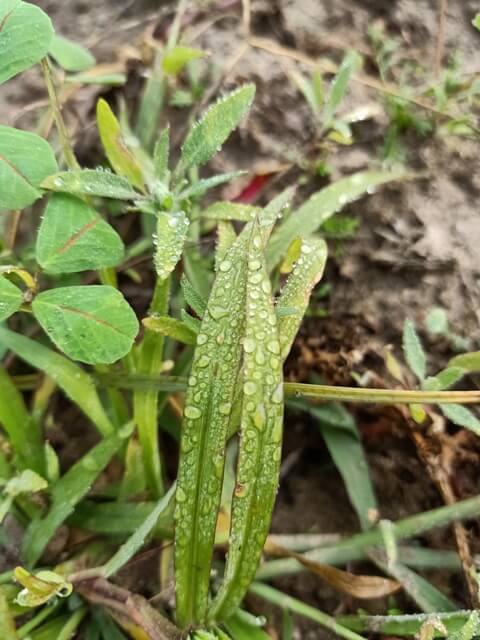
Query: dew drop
197,355,210,368
219,402,231,416
244,381,257,396
271,383,283,404
244,338,256,353
248,259,261,271
176,487,186,502
219,259,232,272
267,340,280,355
197,333,208,345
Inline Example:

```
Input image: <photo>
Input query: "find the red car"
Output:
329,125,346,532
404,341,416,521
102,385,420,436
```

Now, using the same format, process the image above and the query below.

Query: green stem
41,58,80,171
134,278,170,498
248,583,367,640
256,494,480,581
95,373,480,405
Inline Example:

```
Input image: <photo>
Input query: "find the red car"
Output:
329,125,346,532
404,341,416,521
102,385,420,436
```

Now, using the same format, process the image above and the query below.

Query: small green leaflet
49,34,95,72
473,13,480,31
23,425,132,566
403,319,427,381
143,315,197,345
266,170,403,270
0,276,23,320
422,367,465,391
36,194,124,274
440,404,480,435
179,171,245,199
323,50,362,128
180,84,255,170
162,46,206,75
0,0,53,84
449,351,480,372
42,169,139,200
32,285,139,365
0,125,58,210
202,201,260,222
154,210,189,280
96,98,145,192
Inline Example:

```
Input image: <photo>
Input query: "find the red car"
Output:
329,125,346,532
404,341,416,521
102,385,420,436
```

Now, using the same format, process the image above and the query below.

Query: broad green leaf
0,275,23,320
179,170,245,199
277,237,327,360
162,45,206,75
210,221,284,621
440,404,480,435
23,425,132,566
49,34,95,72
41,169,139,200
266,170,402,269
154,127,170,182
154,209,189,280
175,223,253,627
0,365,45,473
403,319,427,381
422,367,465,391
449,351,480,372
0,125,58,211
143,315,197,345
103,483,176,577
202,201,260,222
0,0,53,84
96,98,144,191
36,194,124,273
323,50,362,128
0,327,114,436
180,84,255,170
32,285,139,364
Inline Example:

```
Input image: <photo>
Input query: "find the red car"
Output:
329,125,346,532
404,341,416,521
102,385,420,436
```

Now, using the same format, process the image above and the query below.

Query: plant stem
57,607,88,640
96,373,480,405
256,494,480,581
41,58,80,171
248,582,367,640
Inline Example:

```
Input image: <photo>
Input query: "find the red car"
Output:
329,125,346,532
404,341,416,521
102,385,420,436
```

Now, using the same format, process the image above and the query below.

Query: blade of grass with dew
256,494,480,581
154,210,189,281
174,222,254,627
277,237,328,360
0,366,44,474
103,483,176,577
41,170,139,200
180,274,206,318
142,316,197,345
23,424,133,566
202,202,260,222
215,221,237,270
134,278,169,498
0,327,114,437
336,610,479,637
209,219,284,621
248,582,367,640
266,170,404,271
179,84,255,172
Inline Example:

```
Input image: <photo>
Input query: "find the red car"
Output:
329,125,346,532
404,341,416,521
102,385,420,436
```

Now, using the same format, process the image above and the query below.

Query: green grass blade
103,483,176,577
0,366,44,474
210,222,284,621
277,237,327,360
23,425,132,566
0,327,114,437
134,278,170,498
202,202,260,222
266,170,403,270
174,223,254,627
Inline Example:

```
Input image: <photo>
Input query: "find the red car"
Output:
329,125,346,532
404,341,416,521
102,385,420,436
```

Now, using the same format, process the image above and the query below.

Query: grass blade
266,170,403,270
23,424,132,566
0,327,114,437
174,222,254,627
210,219,284,621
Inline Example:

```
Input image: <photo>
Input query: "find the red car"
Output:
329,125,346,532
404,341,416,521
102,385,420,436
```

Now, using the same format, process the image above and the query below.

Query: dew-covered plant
1,2,480,639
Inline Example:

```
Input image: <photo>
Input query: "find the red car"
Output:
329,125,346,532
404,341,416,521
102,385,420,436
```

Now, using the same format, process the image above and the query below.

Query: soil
3,0,480,638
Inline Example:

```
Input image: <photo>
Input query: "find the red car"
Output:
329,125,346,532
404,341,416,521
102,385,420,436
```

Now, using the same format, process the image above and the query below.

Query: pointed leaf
23,425,132,566
277,237,327,360
0,326,114,436
0,0,53,84
162,46,206,75
449,351,480,372
32,285,139,364
36,194,124,273
403,319,427,381
49,34,95,72
143,315,196,345
180,171,246,199
0,125,57,210
42,169,139,200
0,275,23,320
154,210,189,280
210,222,284,621
266,170,403,269
440,404,480,435
96,98,144,191
323,50,361,127
422,367,465,391
180,274,206,317
180,84,255,170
